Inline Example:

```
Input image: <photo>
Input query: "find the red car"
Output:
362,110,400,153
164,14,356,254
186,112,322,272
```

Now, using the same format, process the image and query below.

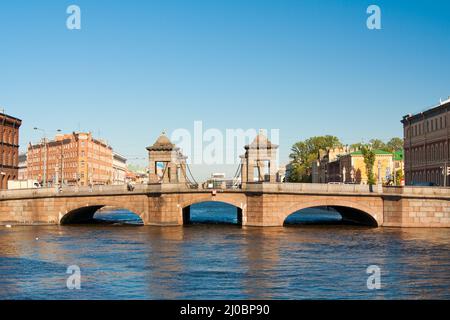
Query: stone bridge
1,183,449,228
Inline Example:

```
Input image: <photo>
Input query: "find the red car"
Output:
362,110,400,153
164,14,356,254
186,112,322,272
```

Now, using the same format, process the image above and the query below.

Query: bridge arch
180,196,246,225
59,201,146,225
280,199,381,227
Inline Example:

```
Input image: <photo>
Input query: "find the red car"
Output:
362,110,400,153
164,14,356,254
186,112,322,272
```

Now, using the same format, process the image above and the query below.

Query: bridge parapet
244,182,377,195
383,186,450,198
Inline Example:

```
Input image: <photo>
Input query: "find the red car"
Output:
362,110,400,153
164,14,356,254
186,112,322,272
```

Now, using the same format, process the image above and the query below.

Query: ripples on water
0,202,449,300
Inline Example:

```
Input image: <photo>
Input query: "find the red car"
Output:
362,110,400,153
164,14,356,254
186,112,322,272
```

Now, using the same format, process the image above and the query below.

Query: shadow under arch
182,201,243,225
60,205,144,225
283,205,378,227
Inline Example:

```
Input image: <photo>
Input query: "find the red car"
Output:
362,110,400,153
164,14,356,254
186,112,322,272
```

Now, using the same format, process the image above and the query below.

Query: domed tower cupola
147,132,187,184
240,130,279,186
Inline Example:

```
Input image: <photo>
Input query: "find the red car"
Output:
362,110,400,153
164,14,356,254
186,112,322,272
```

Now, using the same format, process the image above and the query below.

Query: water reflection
0,205,449,300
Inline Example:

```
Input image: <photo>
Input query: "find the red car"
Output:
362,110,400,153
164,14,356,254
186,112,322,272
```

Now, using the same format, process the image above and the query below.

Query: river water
0,202,449,300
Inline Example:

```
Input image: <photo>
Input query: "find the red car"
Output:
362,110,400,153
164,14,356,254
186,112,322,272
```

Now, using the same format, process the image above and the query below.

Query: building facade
18,153,27,180
402,97,450,186
339,150,395,184
0,112,22,189
112,152,127,185
27,132,113,187
313,147,403,185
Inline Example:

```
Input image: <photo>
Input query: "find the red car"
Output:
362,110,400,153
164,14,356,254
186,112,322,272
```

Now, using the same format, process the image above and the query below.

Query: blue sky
1,0,449,179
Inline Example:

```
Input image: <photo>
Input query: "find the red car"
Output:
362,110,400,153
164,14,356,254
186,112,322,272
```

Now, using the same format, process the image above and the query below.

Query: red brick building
27,132,113,187
0,112,22,189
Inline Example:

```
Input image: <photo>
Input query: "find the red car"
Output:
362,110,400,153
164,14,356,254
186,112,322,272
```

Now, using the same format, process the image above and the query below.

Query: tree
395,169,404,186
386,137,403,152
350,142,363,150
286,135,341,182
361,145,376,185
369,139,386,150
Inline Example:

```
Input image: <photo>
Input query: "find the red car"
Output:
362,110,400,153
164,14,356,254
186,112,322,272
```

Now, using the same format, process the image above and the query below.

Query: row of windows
28,163,113,173
0,150,17,166
28,153,112,164
406,142,449,165
407,114,448,138
0,128,19,145
409,170,449,186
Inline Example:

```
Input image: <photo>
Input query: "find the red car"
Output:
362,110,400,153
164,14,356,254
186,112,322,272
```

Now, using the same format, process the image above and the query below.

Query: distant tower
146,132,187,184
240,131,278,187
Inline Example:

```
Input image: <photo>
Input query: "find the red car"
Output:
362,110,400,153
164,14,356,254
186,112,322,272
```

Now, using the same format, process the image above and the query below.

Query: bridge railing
244,183,375,194
2,183,449,199
383,186,450,197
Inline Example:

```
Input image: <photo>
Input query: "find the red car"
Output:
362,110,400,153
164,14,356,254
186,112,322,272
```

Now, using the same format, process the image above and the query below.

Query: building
18,153,27,180
339,150,395,184
203,173,240,189
27,132,113,187
0,112,22,189
313,147,403,185
312,147,350,183
402,97,450,186
112,152,127,185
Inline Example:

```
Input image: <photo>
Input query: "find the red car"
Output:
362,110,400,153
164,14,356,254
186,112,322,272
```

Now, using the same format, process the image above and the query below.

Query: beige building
18,153,27,180
312,147,350,183
112,152,127,185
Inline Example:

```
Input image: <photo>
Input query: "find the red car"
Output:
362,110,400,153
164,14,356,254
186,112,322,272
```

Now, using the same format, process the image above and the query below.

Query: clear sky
1,0,449,179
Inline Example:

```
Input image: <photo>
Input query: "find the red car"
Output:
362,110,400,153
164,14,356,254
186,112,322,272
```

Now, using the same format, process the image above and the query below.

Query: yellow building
340,150,395,184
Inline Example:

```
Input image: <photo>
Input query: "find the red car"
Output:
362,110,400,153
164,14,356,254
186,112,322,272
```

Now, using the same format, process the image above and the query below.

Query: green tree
395,169,404,185
386,137,403,152
361,145,376,185
369,139,386,150
287,135,341,182
350,142,363,150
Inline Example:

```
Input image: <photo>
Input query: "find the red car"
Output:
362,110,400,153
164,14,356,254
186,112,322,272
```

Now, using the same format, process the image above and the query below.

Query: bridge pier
243,193,284,227
146,194,183,226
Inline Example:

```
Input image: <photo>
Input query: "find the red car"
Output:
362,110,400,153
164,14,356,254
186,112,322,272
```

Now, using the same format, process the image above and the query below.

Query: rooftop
350,149,394,156
401,96,450,123
245,132,278,150
147,132,177,151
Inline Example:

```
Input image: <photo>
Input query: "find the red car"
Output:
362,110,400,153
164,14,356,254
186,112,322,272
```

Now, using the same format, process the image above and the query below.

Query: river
0,202,449,300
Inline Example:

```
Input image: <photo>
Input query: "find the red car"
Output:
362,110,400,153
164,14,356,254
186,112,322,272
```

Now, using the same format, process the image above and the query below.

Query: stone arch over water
281,200,380,227
60,204,145,225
